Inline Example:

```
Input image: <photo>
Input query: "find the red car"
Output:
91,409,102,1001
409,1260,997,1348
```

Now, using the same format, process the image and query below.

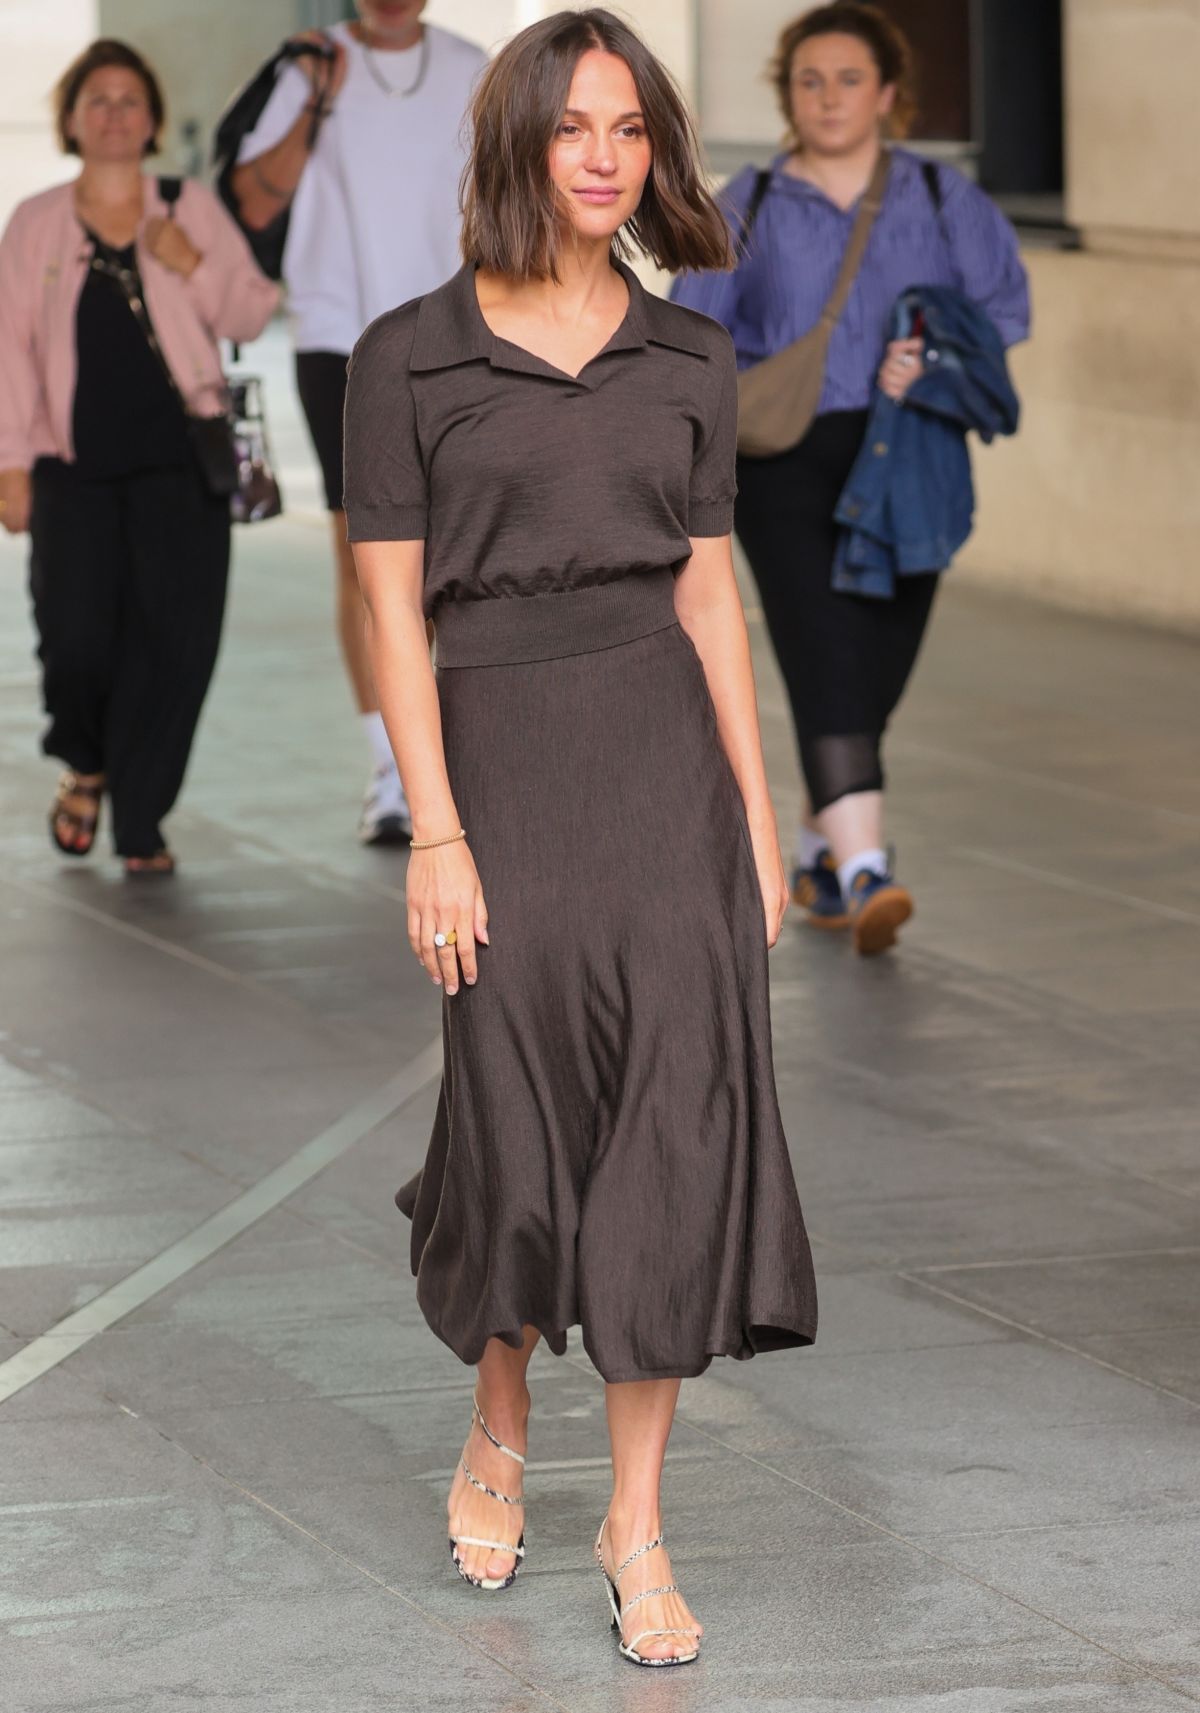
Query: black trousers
29,458,231,858
735,411,939,815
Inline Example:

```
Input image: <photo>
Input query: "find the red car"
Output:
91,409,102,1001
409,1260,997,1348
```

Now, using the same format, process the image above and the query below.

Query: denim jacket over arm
832,285,1021,599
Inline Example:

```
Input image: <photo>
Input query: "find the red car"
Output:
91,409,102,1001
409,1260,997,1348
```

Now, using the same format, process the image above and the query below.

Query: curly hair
771,3,916,143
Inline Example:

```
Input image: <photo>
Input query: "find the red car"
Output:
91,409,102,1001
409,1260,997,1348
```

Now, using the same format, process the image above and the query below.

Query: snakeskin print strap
473,1394,526,1467
614,1534,665,1585
460,1457,523,1504
451,1533,526,1558
625,1627,699,1656
622,1583,679,1612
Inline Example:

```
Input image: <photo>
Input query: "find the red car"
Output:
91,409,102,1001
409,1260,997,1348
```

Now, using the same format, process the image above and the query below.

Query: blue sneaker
791,851,849,931
846,866,913,956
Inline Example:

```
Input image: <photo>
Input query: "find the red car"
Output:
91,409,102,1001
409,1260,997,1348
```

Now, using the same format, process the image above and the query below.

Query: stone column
962,0,1200,629
0,0,98,227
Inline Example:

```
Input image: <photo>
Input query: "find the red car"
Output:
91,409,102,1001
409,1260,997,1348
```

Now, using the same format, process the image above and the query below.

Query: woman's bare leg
448,1326,539,1584
599,1379,702,1662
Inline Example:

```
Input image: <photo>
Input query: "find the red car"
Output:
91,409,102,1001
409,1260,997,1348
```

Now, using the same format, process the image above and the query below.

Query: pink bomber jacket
0,175,280,471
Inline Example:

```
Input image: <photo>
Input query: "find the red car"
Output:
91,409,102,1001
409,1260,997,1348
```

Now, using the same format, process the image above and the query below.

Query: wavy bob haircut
54,38,165,157
461,8,732,282
772,3,916,141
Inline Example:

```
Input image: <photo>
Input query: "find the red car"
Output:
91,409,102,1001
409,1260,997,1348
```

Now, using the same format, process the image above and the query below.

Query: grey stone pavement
1,325,1198,1712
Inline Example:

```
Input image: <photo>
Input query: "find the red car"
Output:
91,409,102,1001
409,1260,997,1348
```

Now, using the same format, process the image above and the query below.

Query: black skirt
396,572,818,1384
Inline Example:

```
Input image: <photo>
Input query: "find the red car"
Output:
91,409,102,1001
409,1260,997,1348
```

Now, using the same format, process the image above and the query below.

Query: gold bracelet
410,828,467,851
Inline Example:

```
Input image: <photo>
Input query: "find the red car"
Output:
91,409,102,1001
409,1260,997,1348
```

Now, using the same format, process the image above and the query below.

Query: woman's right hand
407,840,490,997
289,31,347,103
0,468,30,535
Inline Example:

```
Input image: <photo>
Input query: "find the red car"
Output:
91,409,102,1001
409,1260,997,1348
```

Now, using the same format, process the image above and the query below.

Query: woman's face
355,0,427,44
549,50,653,245
67,67,155,162
787,32,895,156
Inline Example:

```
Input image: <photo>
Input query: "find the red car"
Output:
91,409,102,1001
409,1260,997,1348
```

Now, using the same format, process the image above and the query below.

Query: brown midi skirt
397,570,817,1383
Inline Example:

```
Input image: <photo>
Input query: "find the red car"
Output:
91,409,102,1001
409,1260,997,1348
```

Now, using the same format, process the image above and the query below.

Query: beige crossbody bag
736,150,892,459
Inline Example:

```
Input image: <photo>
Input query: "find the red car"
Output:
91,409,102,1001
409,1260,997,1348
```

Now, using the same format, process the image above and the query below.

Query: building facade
4,1,1195,631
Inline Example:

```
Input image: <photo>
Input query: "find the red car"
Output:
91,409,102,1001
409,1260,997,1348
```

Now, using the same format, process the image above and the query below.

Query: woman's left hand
143,216,202,278
749,813,789,948
878,336,924,401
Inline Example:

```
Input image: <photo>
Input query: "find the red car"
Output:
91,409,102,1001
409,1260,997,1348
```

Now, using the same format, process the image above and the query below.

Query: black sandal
49,772,104,857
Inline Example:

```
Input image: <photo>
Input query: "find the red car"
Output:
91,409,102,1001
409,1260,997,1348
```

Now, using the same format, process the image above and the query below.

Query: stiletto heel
448,1392,526,1592
594,1517,700,1667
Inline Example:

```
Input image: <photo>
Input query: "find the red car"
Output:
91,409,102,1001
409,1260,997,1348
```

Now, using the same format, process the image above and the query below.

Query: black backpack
211,40,334,281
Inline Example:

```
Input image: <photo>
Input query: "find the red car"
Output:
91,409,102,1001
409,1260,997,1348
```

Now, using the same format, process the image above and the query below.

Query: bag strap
817,147,891,331
88,244,195,413
735,169,772,258
157,175,184,212
918,155,961,287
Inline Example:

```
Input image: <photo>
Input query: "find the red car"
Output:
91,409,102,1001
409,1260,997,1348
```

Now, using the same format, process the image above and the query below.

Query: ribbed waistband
434,570,677,668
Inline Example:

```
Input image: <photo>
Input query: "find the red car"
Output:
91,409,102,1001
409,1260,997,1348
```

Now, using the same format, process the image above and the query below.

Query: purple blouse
670,147,1030,417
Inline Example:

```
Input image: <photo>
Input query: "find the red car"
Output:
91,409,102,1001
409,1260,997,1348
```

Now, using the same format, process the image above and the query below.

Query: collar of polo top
408,258,713,381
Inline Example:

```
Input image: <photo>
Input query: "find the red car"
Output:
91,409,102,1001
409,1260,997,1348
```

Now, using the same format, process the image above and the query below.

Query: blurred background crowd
4,0,1194,635
2,0,1197,901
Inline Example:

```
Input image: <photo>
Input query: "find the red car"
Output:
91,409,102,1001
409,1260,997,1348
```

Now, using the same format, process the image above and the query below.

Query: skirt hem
412,1281,816,1385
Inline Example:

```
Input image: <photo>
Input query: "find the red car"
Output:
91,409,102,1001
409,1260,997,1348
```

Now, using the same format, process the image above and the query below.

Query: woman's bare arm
353,539,489,991
673,535,788,944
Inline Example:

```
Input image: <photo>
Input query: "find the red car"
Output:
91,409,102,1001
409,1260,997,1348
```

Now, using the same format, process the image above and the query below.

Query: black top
73,233,192,479
342,261,738,618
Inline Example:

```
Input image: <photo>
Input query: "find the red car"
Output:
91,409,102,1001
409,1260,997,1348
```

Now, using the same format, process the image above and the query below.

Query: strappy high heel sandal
448,1393,526,1592
595,1517,701,1668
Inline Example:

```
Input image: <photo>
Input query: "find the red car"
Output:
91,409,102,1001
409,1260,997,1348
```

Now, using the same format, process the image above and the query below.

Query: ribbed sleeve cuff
687,497,735,537
345,502,429,543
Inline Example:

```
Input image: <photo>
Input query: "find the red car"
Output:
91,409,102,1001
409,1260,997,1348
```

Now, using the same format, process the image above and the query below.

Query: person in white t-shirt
232,0,486,845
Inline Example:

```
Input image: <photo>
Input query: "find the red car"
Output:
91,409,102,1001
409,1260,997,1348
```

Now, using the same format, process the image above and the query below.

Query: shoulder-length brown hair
772,3,916,142
461,8,732,282
54,39,166,157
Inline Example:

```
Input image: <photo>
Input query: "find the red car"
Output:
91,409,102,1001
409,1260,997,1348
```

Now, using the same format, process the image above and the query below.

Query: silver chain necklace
360,28,430,99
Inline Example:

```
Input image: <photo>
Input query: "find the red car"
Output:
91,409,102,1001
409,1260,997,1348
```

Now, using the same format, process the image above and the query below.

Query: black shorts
295,349,350,512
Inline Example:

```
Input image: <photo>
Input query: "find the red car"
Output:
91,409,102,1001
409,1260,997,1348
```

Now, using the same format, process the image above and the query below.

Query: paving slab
912,1252,1200,1340
2,323,1199,1709
943,1515,1200,1688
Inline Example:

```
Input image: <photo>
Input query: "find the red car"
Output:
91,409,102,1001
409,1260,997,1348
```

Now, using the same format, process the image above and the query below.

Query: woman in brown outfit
345,9,816,1667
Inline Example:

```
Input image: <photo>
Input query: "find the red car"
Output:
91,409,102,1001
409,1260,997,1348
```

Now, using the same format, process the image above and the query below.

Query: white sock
837,847,889,897
796,826,830,870
362,710,396,774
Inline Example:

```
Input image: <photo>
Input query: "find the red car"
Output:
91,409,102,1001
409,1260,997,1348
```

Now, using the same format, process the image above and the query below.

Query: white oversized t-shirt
237,22,486,354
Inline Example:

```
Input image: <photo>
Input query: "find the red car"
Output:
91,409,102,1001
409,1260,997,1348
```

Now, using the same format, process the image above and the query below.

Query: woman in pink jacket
0,39,278,874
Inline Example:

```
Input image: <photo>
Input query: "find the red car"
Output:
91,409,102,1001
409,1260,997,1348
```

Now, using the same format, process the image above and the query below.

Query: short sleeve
688,334,738,537
343,310,428,542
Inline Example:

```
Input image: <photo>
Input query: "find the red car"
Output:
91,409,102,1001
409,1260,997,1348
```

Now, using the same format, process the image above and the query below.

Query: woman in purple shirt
673,3,1029,954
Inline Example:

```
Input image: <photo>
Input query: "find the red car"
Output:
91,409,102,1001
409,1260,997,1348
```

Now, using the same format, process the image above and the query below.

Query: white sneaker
359,764,413,847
